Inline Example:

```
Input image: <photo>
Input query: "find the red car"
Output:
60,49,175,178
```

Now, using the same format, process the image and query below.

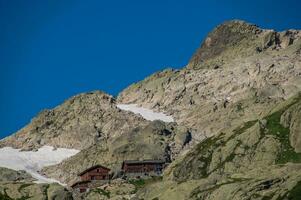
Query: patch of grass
265,109,301,164
18,183,33,192
16,196,31,200
190,177,249,198
287,181,301,200
223,120,258,145
128,179,146,188
0,192,12,200
233,120,258,136
93,188,110,198
128,177,163,194
145,176,163,185
236,103,243,112
41,184,49,200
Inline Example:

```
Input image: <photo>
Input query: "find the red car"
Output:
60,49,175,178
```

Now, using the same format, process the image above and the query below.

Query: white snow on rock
0,145,79,185
117,104,174,123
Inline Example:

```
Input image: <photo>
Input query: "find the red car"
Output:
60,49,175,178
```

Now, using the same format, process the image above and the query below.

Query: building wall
72,182,90,193
80,167,110,181
123,163,163,174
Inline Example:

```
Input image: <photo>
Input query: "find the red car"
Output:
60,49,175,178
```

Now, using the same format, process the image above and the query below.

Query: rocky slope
118,20,301,141
42,120,190,185
135,93,301,200
0,90,191,186
0,91,146,151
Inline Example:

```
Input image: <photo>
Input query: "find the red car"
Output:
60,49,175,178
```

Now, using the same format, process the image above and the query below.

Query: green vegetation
42,184,49,200
265,107,301,164
18,183,33,192
190,177,249,198
128,177,163,194
0,188,32,200
0,192,12,200
233,120,257,136
93,188,111,198
128,179,146,189
287,181,301,200
236,103,243,112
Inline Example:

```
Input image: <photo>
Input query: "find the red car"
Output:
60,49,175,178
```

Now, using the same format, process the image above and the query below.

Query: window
79,188,86,193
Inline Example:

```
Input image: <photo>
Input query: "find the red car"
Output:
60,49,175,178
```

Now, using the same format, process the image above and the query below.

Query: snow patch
0,145,79,185
117,104,174,123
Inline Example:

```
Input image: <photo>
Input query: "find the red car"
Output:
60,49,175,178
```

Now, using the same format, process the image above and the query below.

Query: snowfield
117,104,174,123
0,146,79,185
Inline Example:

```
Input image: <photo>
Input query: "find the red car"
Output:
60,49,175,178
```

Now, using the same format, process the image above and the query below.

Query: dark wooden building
71,164,111,193
71,180,90,193
78,165,110,181
121,160,165,175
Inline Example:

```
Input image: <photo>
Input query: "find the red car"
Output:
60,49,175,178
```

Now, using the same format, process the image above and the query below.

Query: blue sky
1,0,301,139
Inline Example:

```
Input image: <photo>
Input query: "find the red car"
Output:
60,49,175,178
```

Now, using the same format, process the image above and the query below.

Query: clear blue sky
1,0,301,139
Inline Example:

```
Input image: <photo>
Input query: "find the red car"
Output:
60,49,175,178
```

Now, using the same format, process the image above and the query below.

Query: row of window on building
71,159,166,193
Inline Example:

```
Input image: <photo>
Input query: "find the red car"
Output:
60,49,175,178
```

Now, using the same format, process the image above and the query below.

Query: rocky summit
1,20,301,200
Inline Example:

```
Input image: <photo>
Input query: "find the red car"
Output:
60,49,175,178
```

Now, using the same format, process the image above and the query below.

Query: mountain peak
189,20,262,66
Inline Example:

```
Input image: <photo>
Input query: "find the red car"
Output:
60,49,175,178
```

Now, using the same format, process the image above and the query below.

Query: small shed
122,160,165,175
78,165,110,181
71,180,91,193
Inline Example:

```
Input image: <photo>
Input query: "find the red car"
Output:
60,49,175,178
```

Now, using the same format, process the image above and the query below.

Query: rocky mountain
0,90,190,186
0,91,146,151
0,20,301,199
118,20,301,141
